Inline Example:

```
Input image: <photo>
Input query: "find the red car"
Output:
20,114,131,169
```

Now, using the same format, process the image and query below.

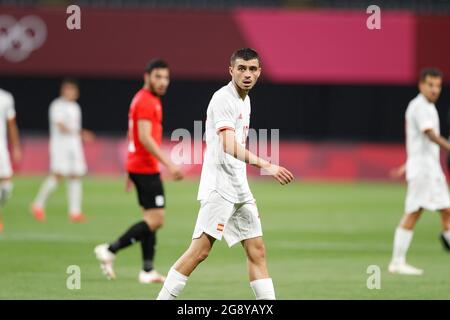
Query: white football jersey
0,88,15,151
405,93,445,180
49,97,82,150
197,81,253,203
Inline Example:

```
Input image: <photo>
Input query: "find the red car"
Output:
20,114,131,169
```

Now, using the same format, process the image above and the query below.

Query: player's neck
143,84,159,97
420,92,434,104
232,82,248,100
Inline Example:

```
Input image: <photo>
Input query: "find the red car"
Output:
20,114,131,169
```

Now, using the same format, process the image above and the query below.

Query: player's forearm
425,130,450,152
222,131,269,168
8,121,21,151
57,122,75,134
435,136,450,153
139,135,172,168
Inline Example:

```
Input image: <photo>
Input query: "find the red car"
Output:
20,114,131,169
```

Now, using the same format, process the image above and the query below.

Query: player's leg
389,209,423,275
67,174,86,222
32,144,67,220
31,173,63,221
224,200,274,299
138,207,165,283
0,150,14,226
67,147,87,222
0,177,13,233
95,215,153,280
0,177,13,208
157,232,215,300
157,191,233,299
242,236,275,300
95,173,164,280
439,207,450,250
0,148,14,232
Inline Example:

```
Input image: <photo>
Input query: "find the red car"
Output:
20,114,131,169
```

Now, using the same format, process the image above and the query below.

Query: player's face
419,76,442,103
229,58,261,92
145,68,170,97
61,83,79,101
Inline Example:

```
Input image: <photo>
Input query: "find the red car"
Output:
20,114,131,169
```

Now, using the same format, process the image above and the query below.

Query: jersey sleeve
50,102,65,124
210,94,237,132
135,98,155,121
5,93,16,120
414,105,434,132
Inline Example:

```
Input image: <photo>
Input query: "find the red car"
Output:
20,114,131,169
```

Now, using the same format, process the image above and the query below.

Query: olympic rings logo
0,15,47,63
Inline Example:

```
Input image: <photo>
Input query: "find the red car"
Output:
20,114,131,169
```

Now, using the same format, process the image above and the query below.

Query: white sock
392,227,413,265
443,230,450,243
67,179,82,215
33,176,58,208
250,278,276,300
156,268,188,300
0,180,13,206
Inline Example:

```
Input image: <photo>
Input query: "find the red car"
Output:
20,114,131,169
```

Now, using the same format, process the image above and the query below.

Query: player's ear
229,66,233,77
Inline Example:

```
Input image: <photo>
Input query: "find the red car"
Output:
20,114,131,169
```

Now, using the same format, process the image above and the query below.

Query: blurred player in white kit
390,68,450,275
0,88,21,232
31,78,94,222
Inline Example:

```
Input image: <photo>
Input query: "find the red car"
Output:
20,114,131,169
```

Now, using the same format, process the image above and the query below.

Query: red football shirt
126,88,163,174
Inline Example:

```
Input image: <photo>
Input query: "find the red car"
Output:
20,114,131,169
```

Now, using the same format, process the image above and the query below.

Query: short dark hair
230,48,260,66
61,77,78,87
145,58,169,74
420,68,443,82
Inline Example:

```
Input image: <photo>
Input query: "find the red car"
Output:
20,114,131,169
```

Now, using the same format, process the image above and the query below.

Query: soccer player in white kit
157,48,294,300
31,79,93,222
389,68,450,275
0,88,21,232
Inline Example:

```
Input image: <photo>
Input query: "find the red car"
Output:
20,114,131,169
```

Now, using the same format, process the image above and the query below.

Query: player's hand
390,165,405,179
12,147,22,164
168,164,184,181
125,177,134,192
81,129,96,143
266,164,294,185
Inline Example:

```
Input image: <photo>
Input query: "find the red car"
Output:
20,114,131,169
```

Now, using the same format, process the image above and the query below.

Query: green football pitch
1,176,450,300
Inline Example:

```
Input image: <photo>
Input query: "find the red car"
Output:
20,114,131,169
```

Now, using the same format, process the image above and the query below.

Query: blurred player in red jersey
95,59,183,283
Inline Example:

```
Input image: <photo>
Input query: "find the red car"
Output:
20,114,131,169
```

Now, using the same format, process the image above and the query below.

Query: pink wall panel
1,6,449,84
234,9,416,84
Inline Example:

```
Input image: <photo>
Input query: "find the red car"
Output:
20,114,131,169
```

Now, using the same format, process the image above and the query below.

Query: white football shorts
405,174,450,214
0,147,12,178
50,145,87,176
192,190,263,247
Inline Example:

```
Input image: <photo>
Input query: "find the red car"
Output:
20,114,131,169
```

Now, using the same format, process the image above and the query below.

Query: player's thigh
0,149,12,179
223,201,262,247
192,191,235,241
50,147,70,176
129,173,165,208
71,148,87,176
129,173,165,226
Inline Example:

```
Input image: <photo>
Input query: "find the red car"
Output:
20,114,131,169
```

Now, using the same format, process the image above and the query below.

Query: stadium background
2,0,450,300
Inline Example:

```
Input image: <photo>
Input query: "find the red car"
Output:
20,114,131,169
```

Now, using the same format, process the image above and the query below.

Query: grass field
1,176,450,300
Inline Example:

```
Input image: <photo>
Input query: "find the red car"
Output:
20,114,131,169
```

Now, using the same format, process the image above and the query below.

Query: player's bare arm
137,119,183,180
81,129,95,142
390,164,406,179
424,128,450,153
7,117,21,164
219,128,293,185
55,121,73,134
